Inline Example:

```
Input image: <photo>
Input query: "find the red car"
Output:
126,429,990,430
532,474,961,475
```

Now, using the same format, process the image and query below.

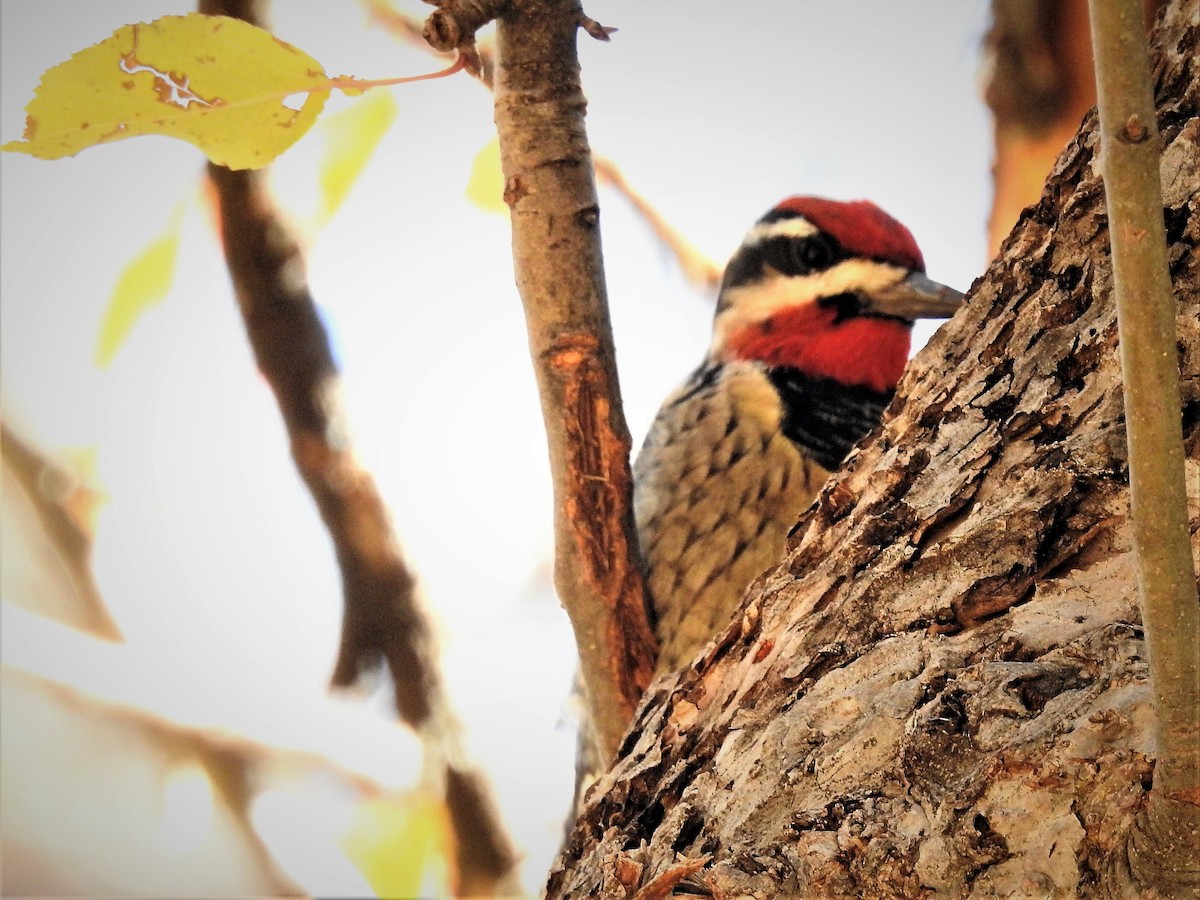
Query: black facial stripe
757,207,806,226
816,292,861,324
719,233,848,298
816,292,913,325
766,367,893,472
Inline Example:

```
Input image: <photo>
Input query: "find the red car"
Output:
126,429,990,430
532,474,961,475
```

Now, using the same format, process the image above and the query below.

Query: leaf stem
330,54,467,94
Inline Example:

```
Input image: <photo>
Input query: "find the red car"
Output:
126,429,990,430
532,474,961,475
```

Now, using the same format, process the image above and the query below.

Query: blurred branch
592,156,722,291
1,601,416,796
0,422,121,640
1088,0,1200,892
205,161,433,722
982,0,1165,256
199,0,520,893
3,664,303,896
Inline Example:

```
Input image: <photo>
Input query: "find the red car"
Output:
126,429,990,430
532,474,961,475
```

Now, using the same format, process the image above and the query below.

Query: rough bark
548,1,1199,897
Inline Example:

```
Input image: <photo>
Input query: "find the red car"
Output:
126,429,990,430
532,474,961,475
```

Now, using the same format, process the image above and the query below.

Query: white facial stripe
741,216,819,246
711,258,909,357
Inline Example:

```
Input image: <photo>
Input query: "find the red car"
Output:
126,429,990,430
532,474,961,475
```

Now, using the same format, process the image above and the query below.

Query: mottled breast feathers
635,361,830,672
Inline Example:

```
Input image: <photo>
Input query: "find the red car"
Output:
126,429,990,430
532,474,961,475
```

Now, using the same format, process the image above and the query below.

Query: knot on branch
1120,113,1152,144
422,0,504,76
546,333,601,373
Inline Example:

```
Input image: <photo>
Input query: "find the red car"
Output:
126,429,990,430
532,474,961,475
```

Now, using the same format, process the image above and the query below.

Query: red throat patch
776,197,925,271
725,306,911,394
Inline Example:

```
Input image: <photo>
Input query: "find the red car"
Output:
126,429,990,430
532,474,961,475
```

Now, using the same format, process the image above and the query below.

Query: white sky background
0,0,992,893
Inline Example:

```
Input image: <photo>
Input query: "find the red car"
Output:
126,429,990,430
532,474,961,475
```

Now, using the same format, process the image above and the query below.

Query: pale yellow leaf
466,137,508,215
341,793,450,899
94,205,183,368
2,14,330,170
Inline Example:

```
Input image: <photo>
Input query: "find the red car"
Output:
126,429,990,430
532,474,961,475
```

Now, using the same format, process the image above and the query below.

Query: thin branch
498,0,659,754
207,129,519,900
1088,0,1200,891
8,665,304,896
1,602,406,800
199,0,520,893
578,13,616,42
425,0,658,759
592,156,722,292
205,162,440,723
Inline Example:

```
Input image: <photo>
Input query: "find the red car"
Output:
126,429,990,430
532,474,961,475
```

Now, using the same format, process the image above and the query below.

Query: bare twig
205,161,438,723
1088,0,1200,891
592,156,722,291
199,0,520,893
7,665,303,895
495,0,659,756
424,0,658,759
578,13,616,42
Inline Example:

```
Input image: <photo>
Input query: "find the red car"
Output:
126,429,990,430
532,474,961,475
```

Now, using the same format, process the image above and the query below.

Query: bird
634,196,963,673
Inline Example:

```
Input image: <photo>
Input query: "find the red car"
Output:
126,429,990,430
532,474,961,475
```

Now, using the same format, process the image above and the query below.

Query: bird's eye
796,235,835,270
762,235,837,277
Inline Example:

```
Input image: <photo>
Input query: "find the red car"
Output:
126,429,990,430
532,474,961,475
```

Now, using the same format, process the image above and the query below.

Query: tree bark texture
492,0,658,759
548,2,1199,897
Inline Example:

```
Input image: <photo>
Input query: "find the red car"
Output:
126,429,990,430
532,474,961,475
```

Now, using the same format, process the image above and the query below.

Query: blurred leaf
466,137,507,215
2,14,329,170
341,792,450,899
94,206,183,368
58,445,107,538
316,90,397,226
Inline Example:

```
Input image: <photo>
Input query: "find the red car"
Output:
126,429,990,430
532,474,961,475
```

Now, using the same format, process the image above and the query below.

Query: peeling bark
549,1,1199,896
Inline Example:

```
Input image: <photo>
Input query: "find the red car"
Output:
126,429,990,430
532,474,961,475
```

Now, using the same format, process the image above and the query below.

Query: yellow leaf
2,14,330,170
94,205,183,368
316,90,397,226
466,137,508,215
341,793,451,900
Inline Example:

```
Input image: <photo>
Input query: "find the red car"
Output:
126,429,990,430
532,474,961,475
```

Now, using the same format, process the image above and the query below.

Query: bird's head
711,196,963,393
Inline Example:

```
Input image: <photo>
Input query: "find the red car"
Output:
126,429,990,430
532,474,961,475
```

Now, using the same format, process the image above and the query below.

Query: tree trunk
548,1,1199,897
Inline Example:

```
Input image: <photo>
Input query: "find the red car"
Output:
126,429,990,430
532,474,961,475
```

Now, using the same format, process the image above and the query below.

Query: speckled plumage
635,361,881,672
634,196,962,674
